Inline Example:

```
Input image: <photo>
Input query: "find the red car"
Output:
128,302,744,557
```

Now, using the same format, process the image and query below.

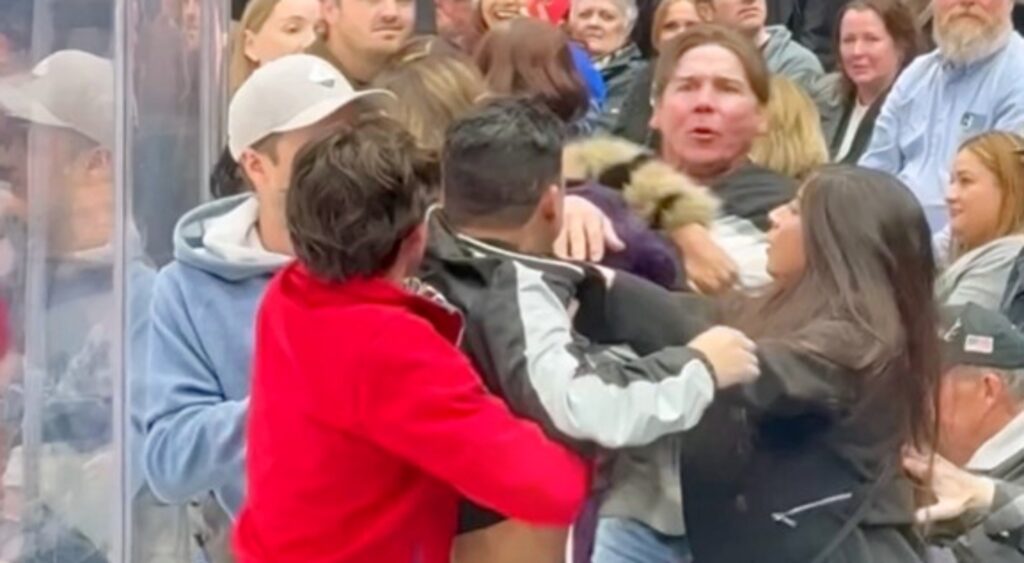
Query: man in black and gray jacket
419,99,760,563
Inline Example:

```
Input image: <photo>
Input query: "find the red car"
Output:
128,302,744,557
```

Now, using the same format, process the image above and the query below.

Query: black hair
441,97,566,228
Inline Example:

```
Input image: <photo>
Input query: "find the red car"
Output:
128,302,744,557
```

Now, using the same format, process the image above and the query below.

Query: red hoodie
234,263,589,563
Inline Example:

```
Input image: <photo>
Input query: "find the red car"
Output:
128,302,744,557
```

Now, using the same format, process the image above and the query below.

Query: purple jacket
570,183,682,290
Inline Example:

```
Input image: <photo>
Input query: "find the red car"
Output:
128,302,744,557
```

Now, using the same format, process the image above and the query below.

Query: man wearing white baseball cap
143,53,391,563
0,49,188,563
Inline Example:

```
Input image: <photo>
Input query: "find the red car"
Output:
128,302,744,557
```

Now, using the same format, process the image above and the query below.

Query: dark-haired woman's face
766,197,806,285
839,8,900,100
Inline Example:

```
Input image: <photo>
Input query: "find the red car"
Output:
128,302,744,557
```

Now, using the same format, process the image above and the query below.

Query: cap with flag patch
228,54,394,159
940,303,1024,369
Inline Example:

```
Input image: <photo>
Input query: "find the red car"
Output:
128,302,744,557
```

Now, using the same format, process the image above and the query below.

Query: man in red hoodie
233,115,589,563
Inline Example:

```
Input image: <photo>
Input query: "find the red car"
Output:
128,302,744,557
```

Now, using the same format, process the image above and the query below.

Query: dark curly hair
287,116,438,282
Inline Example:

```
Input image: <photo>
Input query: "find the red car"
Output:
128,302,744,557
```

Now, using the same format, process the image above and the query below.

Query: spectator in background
654,0,704,44
144,55,389,563
0,49,180,563
212,0,321,200
227,0,320,95
937,132,1024,310
650,25,796,293
373,37,487,153
569,0,647,132
858,0,1024,234
474,18,595,134
308,0,414,86
436,0,477,49
614,0,701,145
233,115,589,563
749,75,829,180
469,0,608,119
822,0,922,164
695,0,828,111
905,304,1024,562
766,0,851,69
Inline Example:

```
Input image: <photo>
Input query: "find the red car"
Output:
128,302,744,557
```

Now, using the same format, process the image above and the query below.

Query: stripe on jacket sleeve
512,261,715,449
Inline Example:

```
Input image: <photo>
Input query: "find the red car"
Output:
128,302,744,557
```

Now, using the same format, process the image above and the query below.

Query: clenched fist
687,326,760,388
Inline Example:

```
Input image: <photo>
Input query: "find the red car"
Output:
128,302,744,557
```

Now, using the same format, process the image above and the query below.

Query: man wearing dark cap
905,303,1024,562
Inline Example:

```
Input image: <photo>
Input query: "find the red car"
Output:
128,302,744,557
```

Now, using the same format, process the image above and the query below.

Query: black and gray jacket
418,213,716,531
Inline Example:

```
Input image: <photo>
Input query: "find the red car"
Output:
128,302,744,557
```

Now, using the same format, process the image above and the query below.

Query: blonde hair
749,76,828,180
957,131,1024,251
229,0,282,96
651,0,697,50
373,37,489,152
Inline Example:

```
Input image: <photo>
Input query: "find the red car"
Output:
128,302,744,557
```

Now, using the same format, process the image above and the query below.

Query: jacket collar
967,409,1024,474
427,211,587,282
596,43,642,73
287,263,464,343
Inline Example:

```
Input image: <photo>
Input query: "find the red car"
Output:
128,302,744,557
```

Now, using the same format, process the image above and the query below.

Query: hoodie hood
763,25,795,57
173,193,291,282
563,136,719,230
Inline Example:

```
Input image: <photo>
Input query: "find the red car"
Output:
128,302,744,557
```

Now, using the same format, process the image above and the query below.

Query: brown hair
651,0,698,52
653,24,770,104
749,76,829,180
374,37,488,152
287,116,437,282
733,166,940,448
957,131,1024,252
835,0,923,100
229,0,282,96
474,18,589,123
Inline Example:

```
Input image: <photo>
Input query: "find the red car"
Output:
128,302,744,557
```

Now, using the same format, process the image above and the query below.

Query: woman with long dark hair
681,166,940,562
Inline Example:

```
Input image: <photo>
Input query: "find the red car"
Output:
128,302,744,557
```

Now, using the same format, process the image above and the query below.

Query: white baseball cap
0,50,114,147
228,54,394,159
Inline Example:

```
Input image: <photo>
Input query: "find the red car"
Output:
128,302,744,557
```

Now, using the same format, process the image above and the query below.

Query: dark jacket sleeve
461,260,717,450
740,340,856,417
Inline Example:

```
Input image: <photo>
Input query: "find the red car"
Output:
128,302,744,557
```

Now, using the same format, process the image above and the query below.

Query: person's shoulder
899,49,943,80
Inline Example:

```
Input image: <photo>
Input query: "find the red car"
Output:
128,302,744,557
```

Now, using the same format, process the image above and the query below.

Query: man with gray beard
859,0,1024,237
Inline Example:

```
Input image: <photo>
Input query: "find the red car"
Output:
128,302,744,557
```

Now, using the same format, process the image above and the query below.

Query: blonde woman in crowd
938,131,1024,310
227,0,319,95
749,75,829,181
372,37,488,153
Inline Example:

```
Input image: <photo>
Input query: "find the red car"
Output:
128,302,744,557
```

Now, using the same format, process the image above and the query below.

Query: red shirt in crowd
234,263,589,563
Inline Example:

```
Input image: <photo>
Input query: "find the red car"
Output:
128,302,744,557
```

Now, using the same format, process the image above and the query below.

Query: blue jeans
591,518,692,563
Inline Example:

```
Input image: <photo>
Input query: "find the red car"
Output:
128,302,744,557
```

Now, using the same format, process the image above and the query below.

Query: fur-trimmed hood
563,136,719,232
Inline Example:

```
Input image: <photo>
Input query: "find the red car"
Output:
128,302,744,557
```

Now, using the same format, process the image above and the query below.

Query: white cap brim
230,88,395,159
0,78,73,131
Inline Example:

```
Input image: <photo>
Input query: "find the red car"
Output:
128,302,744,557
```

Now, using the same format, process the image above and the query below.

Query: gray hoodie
763,25,829,112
